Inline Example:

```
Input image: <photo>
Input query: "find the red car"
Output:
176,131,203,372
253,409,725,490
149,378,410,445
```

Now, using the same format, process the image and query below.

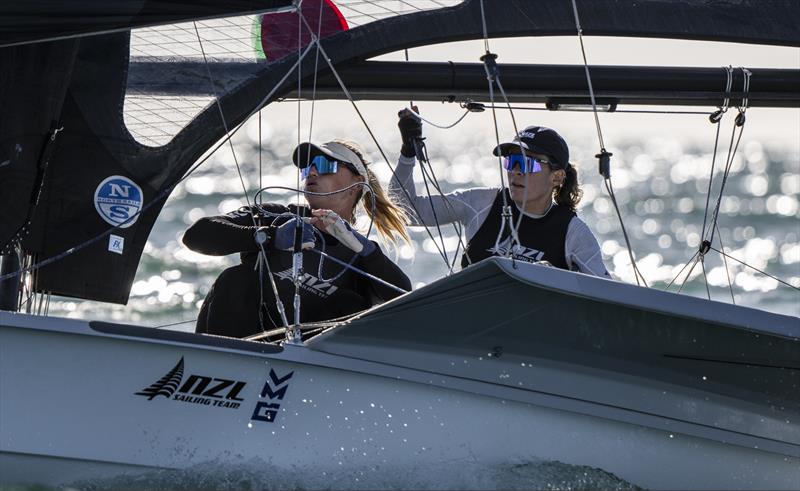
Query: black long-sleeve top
183,204,411,337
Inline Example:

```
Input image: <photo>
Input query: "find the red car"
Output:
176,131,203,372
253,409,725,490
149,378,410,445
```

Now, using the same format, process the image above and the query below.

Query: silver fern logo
135,357,185,400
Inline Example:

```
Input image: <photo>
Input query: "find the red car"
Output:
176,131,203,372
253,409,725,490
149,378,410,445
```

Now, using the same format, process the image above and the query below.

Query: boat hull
1,312,798,490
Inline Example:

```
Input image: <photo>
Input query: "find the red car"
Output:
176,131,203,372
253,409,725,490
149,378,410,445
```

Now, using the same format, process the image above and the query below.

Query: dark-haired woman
391,112,609,277
184,139,412,338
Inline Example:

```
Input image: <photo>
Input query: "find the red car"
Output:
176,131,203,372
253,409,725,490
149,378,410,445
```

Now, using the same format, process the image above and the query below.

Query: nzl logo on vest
135,357,247,410
251,369,294,423
275,268,338,297
94,175,144,228
488,237,545,263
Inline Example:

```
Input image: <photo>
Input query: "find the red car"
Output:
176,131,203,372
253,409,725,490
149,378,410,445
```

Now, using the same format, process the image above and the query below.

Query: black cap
492,126,569,169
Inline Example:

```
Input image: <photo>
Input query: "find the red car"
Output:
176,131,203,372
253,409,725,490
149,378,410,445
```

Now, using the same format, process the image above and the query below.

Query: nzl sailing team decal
135,357,246,409
94,175,144,228
134,356,293,423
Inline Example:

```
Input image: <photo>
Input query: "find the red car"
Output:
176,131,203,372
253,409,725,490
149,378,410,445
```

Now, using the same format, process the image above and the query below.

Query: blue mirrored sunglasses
502,154,547,174
300,155,339,179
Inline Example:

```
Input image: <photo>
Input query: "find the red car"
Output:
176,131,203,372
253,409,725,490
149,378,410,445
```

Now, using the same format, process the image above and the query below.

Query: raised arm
389,109,485,228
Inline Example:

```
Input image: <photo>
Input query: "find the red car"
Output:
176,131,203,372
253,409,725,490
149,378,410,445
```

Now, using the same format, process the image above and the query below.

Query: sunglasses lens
302,156,338,178
503,154,527,172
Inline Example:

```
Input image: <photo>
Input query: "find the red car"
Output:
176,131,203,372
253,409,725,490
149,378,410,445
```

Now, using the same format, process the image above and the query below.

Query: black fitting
293,220,304,254
596,149,613,179
709,109,724,124
480,51,499,80
735,111,746,127
464,101,486,112
699,240,711,255
412,137,428,164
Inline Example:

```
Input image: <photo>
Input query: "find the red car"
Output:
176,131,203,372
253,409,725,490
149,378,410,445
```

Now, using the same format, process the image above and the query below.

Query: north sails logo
275,268,339,297
488,237,545,263
135,357,246,410
94,175,144,228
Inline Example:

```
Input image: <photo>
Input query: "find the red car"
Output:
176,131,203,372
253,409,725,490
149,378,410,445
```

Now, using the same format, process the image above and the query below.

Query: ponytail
361,167,411,246
334,140,411,246
553,163,582,212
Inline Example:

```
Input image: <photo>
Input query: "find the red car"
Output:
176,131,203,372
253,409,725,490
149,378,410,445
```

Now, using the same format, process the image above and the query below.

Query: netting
124,0,463,147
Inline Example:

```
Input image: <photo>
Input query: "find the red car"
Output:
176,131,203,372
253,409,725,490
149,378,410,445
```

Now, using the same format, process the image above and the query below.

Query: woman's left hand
309,209,376,255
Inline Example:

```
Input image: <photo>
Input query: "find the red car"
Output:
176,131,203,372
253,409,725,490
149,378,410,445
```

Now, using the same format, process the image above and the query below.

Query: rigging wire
193,22,253,212
253,181,378,285
710,246,800,291
477,0,522,261
400,102,488,269
310,249,408,294
695,66,733,299
297,14,454,268
569,0,646,286
688,68,749,296
196,21,287,335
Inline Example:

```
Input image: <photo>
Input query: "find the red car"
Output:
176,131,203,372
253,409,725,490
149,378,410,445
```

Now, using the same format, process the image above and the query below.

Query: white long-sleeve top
389,155,610,277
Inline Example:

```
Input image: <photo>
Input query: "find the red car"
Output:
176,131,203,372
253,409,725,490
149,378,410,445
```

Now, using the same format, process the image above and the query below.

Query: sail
1,0,798,304
0,0,294,48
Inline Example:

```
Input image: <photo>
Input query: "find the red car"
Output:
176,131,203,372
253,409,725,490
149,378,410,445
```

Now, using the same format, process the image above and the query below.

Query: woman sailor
391,110,609,276
184,139,411,338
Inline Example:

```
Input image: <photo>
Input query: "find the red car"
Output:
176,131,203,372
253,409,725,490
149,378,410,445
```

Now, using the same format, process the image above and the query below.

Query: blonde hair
334,139,410,246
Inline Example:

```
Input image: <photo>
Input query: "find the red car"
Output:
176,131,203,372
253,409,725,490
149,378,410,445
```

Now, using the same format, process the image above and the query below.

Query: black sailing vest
461,189,575,269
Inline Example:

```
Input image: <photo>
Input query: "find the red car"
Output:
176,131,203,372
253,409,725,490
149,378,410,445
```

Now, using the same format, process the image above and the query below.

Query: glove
273,218,315,251
310,209,376,256
397,107,422,158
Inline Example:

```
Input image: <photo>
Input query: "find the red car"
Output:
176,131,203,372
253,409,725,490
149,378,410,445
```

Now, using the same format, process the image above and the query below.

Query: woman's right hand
273,218,315,251
397,106,422,158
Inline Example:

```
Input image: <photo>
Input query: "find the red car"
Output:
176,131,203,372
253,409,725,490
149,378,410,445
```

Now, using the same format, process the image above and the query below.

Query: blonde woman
184,140,411,338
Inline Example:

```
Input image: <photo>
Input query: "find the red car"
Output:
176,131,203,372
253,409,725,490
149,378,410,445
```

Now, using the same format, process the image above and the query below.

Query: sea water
5,460,641,490
43,128,800,327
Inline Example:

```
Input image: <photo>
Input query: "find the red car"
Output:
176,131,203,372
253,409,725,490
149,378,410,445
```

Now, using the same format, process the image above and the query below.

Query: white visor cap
292,141,368,179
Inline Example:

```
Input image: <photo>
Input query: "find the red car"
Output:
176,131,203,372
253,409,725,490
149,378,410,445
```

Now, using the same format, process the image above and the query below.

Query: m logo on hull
251,368,294,423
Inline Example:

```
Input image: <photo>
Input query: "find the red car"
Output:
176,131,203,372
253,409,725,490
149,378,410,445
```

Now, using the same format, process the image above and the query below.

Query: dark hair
553,163,582,212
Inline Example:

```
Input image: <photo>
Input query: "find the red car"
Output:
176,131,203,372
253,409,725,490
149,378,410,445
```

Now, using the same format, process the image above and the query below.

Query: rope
569,0,605,150
297,14,454,268
197,22,288,336
409,108,471,129
310,249,408,294
569,0,646,286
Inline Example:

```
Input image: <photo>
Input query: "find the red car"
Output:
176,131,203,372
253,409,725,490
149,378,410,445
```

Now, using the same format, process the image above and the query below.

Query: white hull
2,260,798,489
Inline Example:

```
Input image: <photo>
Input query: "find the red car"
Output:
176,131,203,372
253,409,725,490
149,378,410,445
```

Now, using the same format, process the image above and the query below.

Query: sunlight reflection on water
46,126,800,327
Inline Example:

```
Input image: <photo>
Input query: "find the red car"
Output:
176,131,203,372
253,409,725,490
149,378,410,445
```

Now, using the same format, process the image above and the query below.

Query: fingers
398,106,420,119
